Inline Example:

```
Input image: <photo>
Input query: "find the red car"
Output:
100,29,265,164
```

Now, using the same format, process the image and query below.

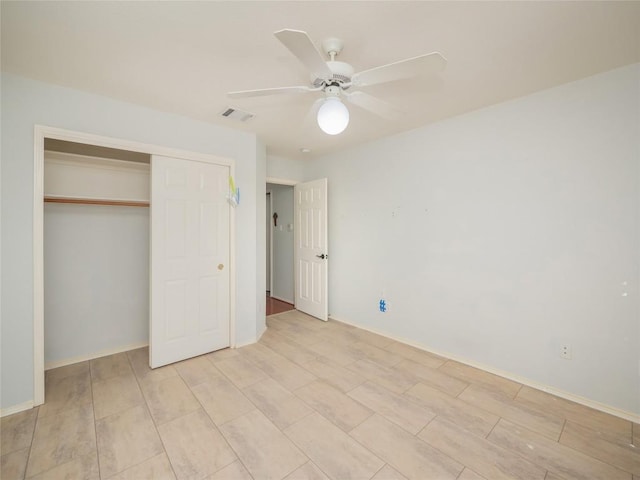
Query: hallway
266,294,294,316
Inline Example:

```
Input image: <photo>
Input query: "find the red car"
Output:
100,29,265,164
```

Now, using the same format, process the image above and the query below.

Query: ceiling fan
227,29,447,135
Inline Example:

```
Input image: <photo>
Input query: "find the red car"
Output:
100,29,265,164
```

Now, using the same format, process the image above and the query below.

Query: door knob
316,254,327,259
218,264,224,270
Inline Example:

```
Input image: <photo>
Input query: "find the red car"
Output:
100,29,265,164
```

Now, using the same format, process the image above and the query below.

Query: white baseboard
234,337,258,348
329,315,640,424
266,309,298,318
256,323,267,341
1,400,35,418
45,341,149,371
234,321,268,349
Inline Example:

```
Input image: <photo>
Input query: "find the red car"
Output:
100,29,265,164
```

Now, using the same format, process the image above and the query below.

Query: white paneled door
294,178,328,321
150,155,230,368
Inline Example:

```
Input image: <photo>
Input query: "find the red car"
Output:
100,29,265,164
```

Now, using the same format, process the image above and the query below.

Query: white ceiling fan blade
343,91,403,121
227,85,315,99
274,29,332,80
351,52,447,87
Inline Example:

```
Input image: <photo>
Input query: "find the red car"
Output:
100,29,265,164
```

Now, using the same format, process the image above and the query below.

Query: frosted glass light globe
317,97,349,135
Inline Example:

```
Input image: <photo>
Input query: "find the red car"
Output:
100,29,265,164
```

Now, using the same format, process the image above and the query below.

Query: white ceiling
2,1,639,160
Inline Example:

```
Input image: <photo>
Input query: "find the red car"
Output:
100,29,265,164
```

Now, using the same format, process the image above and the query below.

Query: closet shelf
44,196,149,207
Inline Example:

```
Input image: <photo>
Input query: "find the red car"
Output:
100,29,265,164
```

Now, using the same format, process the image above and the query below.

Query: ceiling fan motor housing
311,60,354,89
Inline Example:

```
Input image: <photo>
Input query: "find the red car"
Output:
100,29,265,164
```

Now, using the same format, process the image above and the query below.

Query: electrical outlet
560,344,572,360
379,299,387,313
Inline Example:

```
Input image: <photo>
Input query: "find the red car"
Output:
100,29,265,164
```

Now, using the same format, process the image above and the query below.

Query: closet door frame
33,125,236,406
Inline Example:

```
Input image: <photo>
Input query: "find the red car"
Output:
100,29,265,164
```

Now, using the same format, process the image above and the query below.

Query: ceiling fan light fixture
317,97,349,135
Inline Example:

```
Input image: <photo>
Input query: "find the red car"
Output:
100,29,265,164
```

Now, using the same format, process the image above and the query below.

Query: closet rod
44,196,149,208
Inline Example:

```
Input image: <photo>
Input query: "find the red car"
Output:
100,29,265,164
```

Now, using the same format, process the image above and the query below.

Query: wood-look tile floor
2,310,639,480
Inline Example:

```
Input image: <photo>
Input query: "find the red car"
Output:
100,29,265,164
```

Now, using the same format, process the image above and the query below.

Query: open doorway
266,191,272,294
266,182,295,316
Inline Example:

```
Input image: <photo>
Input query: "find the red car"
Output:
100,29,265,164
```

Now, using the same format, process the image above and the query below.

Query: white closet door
150,155,230,368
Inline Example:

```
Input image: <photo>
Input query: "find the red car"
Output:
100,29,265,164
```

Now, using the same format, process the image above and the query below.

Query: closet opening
43,139,151,371
34,126,236,406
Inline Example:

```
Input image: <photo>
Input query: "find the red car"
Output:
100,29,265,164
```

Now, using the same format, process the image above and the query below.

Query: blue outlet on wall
379,299,387,313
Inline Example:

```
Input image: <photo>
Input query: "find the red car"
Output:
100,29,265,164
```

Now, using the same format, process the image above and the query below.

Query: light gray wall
255,138,267,339
1,73,263,410
267,155,306,182
305,64,640,415
44,204,149,364
267,184,294,303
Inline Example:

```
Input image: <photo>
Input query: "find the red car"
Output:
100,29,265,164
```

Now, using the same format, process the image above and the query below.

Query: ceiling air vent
220,107,254,123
